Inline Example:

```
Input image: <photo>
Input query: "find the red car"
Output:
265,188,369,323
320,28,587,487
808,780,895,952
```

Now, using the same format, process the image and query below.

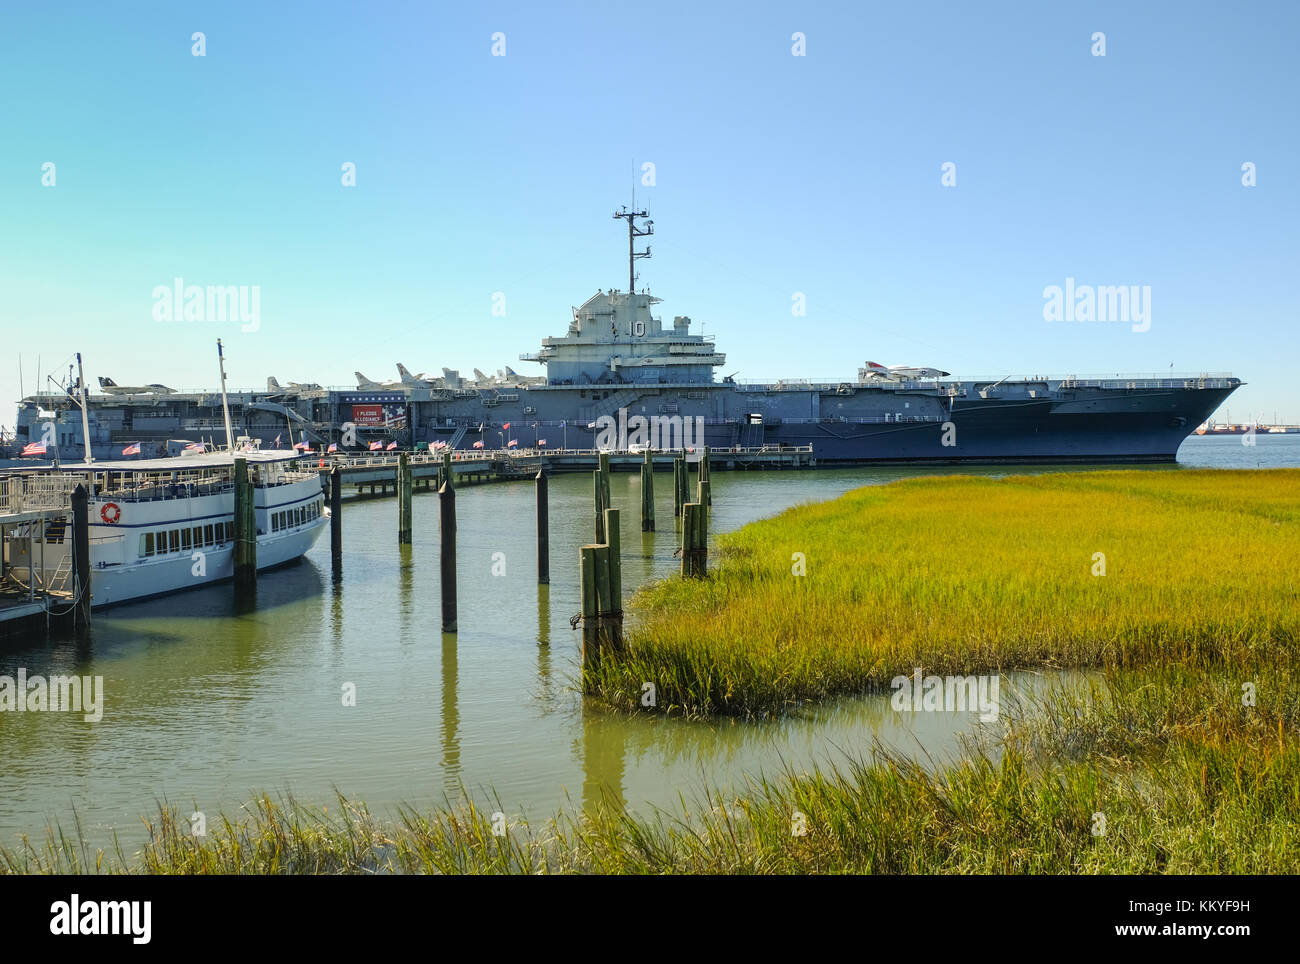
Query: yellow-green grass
4,661,1296,874
587,469,1300,718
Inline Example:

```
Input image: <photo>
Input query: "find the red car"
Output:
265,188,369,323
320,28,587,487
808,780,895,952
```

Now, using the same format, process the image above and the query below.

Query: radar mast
612,206,653,294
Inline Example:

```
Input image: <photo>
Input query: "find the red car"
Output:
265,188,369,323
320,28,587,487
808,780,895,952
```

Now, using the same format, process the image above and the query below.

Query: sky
1,0,1297,431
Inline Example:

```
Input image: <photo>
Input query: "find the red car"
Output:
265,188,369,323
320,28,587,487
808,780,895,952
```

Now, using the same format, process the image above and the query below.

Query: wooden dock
303,445,814,498
0,476,79,632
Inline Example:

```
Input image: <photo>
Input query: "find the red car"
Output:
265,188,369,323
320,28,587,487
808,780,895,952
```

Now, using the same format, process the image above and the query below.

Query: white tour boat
7,448,328,608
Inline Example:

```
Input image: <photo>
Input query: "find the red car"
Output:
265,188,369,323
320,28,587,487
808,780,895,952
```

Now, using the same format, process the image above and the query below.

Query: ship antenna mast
612,205,653,294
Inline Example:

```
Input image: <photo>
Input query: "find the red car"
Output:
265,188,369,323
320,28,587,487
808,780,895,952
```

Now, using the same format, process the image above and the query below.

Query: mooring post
233,457,257,594
439,464,457,633
640,448,655,531
593,469,606,543
579,545,600,671
71,484,91,628
681,500,708,578
603,507,623,650
700,446,711,506
697,478,710,534
673,455,685,518
536,468,550,584
397,452,412,544
329,467,343,573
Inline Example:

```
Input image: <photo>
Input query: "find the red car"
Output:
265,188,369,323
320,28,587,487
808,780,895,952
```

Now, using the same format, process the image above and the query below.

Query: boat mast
612,206,653,295
216,339,235,452
75,352,93,464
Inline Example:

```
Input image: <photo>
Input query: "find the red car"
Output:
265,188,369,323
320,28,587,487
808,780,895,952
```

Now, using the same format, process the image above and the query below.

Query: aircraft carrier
10,209,1241,465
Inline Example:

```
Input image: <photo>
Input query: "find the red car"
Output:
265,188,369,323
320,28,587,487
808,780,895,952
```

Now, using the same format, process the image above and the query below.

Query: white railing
0,474,82,513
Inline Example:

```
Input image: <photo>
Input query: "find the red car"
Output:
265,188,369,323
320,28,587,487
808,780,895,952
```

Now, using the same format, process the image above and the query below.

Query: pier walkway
296,445,815,497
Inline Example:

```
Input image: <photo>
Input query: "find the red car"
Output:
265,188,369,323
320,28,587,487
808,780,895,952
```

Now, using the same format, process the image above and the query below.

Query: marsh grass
5,470,1294,875
4,662,1295,874
587,469,1300,718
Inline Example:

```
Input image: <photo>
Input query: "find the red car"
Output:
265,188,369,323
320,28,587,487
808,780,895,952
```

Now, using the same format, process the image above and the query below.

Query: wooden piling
604,507,623,650
329,467,342,573
681,500,708,578
439,468,457,633
397,452,412,544
640,449,655,531
594,469,606,543
233,457,257,593
700,446,712,506
71,484,91,628
697,479,710,533
673,455,686,518
536,468,549,585
579,545,600,669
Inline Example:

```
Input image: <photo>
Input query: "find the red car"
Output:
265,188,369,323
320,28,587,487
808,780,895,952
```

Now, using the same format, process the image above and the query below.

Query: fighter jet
860,361,950,381
266,376,321,395
98,376,176,395
502,365,544,386
355,371,404,390
396,363,436,388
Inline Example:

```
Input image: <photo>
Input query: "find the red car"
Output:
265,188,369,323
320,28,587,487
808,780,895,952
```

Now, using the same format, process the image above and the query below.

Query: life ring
100,502,122,524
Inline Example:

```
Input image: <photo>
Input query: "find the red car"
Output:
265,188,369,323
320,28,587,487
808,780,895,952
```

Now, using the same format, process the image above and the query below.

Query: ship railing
0,474,82,513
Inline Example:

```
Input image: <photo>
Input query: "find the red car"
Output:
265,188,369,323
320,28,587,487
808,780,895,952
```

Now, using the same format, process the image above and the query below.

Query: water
1,436,1294,850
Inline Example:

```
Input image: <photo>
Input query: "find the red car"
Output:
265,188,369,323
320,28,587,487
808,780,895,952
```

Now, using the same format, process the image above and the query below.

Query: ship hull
415,382,1240,466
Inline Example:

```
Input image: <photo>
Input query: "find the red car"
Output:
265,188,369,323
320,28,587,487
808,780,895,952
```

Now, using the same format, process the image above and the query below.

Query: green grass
3,659,1296,874
586,469,1300,719
4,468,1293,875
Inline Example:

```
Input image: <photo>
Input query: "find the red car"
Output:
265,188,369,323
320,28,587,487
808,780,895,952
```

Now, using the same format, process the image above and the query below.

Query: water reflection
0,445,1274,848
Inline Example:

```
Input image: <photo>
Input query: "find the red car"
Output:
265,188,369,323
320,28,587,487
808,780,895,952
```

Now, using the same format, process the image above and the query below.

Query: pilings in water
640,448,655,531
579,507,623,670
233,457,257,593
329,467,343,574
397,452,413,544
536,469,550,584
593,452,612,543
673,455,686,518
681,493,709,579
440,452,457,632
698,446,712,506
71,484,91,628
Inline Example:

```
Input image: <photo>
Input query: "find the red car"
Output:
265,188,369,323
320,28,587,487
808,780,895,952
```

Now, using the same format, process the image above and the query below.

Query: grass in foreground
3,660,1296,874
587,469,1300,718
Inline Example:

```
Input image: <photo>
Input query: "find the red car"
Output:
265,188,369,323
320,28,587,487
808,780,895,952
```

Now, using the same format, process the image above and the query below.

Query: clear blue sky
2,0,1296,429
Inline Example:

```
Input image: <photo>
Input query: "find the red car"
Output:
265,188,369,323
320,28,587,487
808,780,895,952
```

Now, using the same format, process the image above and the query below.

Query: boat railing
0,474,83,513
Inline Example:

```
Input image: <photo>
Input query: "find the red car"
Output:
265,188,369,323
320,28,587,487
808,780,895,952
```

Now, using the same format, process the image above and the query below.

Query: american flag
327,443,338,453
368,441,382,451
293,441,309,450
507,438,518,448
472,440,484,449
386,441,398,451
121,442,141,456
21,442,47,456
185,442,205,452
430,440,447,450
537,439,547,446
274,433,281,447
